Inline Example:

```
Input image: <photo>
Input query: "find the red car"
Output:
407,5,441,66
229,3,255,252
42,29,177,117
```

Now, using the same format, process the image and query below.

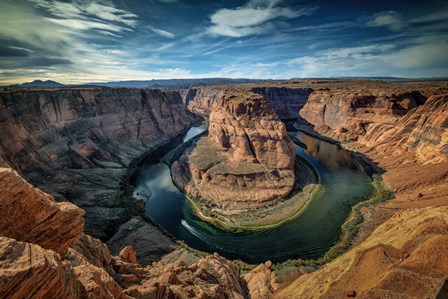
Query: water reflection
291,131,361,171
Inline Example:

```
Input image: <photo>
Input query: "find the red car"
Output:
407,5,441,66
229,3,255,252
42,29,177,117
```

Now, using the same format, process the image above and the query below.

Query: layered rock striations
299,88,428,141
0,167,84,255
0,237,87,299
172,91,296,211
275,206,448,299
361,94,448,165
183,86,226,116
252,86,313,120
0,87,197,248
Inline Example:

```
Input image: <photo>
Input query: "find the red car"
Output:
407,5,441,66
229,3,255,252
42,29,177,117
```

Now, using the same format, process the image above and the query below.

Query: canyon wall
252,86,313,120
279,84,448,298
183,86,313,120
0,87,198,261
299,88,427,141
183,86,226,116
298,89,448,165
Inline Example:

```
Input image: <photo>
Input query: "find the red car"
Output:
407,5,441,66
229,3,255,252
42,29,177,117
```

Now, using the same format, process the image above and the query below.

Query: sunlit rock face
172,91,296,209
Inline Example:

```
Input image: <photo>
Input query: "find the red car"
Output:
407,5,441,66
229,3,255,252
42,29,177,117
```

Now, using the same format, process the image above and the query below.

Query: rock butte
172,91,296,213
0,80,447,298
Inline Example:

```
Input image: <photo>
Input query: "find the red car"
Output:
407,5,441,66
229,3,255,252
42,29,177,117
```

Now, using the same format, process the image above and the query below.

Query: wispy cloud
28,0,138,28
149,26,176,38
366,11,406,31
1,0,447,84
208,0,316,37
287,36,448,77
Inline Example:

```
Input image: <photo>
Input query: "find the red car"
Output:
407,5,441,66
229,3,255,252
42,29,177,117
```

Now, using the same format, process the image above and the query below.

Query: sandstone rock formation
172,91,296,211
0,167,84,255
244,260,280,299
361,94,448,164
0,87,197,262
275,206,448,299
124,252,245,299
0,237,87,299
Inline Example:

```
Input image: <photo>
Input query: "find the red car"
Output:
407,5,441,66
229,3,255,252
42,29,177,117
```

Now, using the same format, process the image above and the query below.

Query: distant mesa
11,79,64,88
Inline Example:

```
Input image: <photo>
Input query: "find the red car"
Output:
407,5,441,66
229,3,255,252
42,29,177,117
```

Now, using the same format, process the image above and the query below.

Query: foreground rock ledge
172,91,296,213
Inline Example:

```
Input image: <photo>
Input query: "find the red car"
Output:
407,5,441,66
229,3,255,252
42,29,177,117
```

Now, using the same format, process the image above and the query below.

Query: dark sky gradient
0,0,447,84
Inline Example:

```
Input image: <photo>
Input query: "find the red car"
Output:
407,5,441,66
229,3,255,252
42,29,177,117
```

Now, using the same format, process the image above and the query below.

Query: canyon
171,91,297,225
0,79,447,298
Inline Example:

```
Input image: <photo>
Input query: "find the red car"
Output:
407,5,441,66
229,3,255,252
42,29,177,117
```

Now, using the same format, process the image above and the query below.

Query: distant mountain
84,78,269,90
11,80,65,88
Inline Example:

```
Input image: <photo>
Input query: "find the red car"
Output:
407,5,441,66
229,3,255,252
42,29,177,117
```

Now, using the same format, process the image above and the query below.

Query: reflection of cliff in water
296,132,361,171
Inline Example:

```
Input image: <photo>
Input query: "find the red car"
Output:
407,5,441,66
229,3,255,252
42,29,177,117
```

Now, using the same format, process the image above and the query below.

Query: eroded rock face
244,260,279,299
362,94,448,164
275,206,448,299
184,86,226,116
0,237,87,299
299,89,428,141
172,92,296,209
0,167,84,255
123,253,244,299
0,87,197,243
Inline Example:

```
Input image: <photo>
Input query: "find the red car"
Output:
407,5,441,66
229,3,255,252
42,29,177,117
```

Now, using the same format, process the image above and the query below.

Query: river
133,125,373,264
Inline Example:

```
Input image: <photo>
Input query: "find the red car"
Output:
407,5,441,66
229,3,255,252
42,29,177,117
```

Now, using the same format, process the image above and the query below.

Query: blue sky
0,0,447,84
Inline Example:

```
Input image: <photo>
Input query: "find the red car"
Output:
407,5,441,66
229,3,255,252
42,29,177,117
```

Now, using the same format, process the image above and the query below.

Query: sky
0,0,447,84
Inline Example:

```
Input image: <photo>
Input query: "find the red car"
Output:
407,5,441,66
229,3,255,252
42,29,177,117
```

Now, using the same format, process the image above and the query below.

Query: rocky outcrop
0,167,84,255
361,94,448,164
106,216,176,266
275,206,448,299
244,260,279,299
172,91,296,211
0,237,87,299
123,252,244,299
0,87,197,245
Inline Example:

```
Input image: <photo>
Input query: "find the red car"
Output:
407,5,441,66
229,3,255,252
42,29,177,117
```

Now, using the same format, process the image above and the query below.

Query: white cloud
208,22,275,38
46,18,131,33
208,0,316,37
286,37,448,77
366,11,406,31
150,27,176,39
211,7,298,28
28,0,138,30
